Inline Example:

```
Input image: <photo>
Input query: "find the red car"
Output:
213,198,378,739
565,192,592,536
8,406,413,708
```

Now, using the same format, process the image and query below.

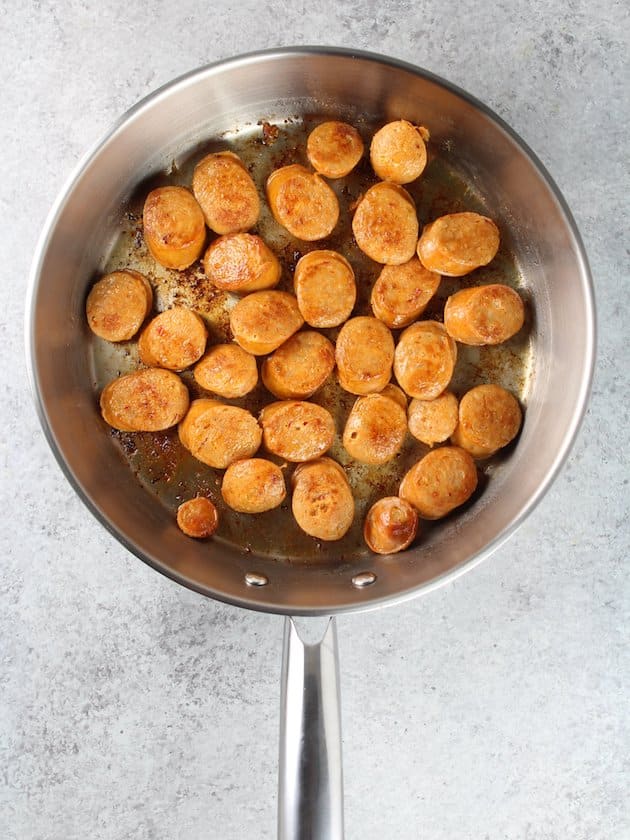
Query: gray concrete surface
1,1,628,838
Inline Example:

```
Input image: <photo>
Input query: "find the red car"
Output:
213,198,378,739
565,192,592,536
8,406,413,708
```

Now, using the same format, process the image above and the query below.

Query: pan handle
278,616,344,840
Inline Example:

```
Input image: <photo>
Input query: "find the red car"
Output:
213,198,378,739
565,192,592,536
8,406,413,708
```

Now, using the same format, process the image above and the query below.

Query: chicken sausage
399,446,478,519
364,496,419,554
306,121,364,178
86,269,152,342
192,151,260,234
138,307,208,370
393,321,457,400
221,458,286,513
266,164,339,241
370,120,429,184
450,384,522,458
193,344,258,399
417,212,500,276
100,368,189,432
202,233,281,293
142,186,206,270
259,400,335,462
291,457,355,541
407,391,459,446
178,399,262,468
352,182,419,265
293,250,356,328
370,256,441,328
342,393,408,465
229,291,304,355
443,284,525,345
335,316,395,395
261,331,335,400
177,497,219,538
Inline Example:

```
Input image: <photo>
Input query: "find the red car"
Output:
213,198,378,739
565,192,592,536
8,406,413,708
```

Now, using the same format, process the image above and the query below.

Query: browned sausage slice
266,164,339,241
202,233,281,293
229,291,304,355
192,151,260,234
444,284,525,345
291,457,355,541
221,458,286,513
138,308,208,370
407,391,459,446
393,321,457,400
293,250,357,328
262,331,335,400
399,446,478,519
306,121,364,178
178,399,262,468
193,344,258,399
352,182,419,265
342,394,407,465
177,497,219,538
364,497,419,554
100,368,189,432
143,186,206,270
451,384,522,458
335,316,395,395
259,400,335,462
86,270,152,342
417,212,500,276
370,120,429,184
370,256,441,328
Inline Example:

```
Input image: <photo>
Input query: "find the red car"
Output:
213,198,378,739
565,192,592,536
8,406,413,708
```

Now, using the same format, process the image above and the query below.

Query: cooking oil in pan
90,115,534,563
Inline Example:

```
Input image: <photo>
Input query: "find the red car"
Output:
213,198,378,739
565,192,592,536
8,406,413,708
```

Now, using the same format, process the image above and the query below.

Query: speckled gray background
2,1,628,838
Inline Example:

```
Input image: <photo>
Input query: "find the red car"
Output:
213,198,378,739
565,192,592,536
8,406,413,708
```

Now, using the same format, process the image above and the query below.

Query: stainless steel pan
26,48,595,839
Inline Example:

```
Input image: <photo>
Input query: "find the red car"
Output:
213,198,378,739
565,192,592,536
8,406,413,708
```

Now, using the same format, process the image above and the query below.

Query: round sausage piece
259,400,335,462
342,393,408,465
352,182,419,265
293,250,356,328
229,291,304,355
193,344,258,399
192,151,260,235
408,391,459,446
370,120,429,184
306,121,364,178
266,164,339,241
142,186,206,270
221,458,286,514
138,308,208,370
364,497,419,554
86,270,153,342
417,212,500,276
100,368,189,432
451,384,522,458
371,256,441,328
394,321,457,400
378,383,408,410
399,446,478,520
178,399,262,468
336,316,395,395
202,233,281,293
177,497,219,538
444,284,525,345
291,457,355,541
262,331,335,400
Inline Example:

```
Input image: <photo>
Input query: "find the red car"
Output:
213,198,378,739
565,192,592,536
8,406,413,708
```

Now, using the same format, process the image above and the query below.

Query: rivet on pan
352,571,377,588
245,572,269,587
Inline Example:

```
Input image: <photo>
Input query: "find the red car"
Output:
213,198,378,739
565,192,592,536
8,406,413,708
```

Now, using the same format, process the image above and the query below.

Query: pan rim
25,46,596,616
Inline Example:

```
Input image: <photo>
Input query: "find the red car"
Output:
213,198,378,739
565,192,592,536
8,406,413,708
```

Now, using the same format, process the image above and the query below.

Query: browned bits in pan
138,307,208,371
364,497,419,554
100,368,189,432
178,398,262,468
202,233,281,293
370,120,429,184
262,331,335,400
87,270,153,342
306,121,364,178
142,186,206,270
417,212,500,276
221,458,286,513
335,316,395,396
266,164,340,240
342,393,407,465
293,250,356,327
291,457,355,541
370,256,441,328
229,290,304,355
444,284,525,345
399,446,478,520
394,321,457,400
451,384,522,458
407,391,459,446
177,497,219,538
259,400,335,463
352,182,419,264
193,344,258,399
192,151,260,234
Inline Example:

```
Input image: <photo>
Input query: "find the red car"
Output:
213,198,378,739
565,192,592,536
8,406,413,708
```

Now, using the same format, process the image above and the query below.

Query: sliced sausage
342,393,407,465
352,182,419,265
364,497,419,554
451,384,522,458
417,212,500,276
229,290,304,355
86,269,152,342
192,151,260,234
262,331,335,399
336,316,395,395
293,250,356,327
370,120,429,184
177,497,219,538
100,368,189,432
444,284,525,345
178,399,262,468
394,321,457,400
370,256,441,328
142,186,206,270
202,233,281,293
306,121,364,178
221,458,286,513
291,457,354,541
378,383,408,411
259,400,335,462
407,391,459,446
193,344,258,399
399,446,478,520
266,164,339,241
138,307,208,370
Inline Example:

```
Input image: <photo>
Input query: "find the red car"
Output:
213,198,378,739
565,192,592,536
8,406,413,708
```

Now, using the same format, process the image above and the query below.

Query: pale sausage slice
291,457,354,541
394,321,457,400
306,121,364,178
193,344,258,399
293,250,356,328
399,446,478,520
221,458,286,514
142,186,206,270
336,316,394,395
192,151,260,234
342,394,407,465
370,256,441,328
370,120,429,184
138,308,208,370
451,384,522,458
229,291,304,355
262,331,335,400
266,164,339,241
86,270,152,342
178,399,262,468
177,497,219,538
202,233,281,293
364,497,419,554
100,368,189,432
417,212,500,276
352,182,419,265
260,400,335,462
443,284,525,345
407,391,459,446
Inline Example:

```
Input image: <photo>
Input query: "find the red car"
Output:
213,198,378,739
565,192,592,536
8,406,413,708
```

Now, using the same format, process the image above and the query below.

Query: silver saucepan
26,48,595,839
